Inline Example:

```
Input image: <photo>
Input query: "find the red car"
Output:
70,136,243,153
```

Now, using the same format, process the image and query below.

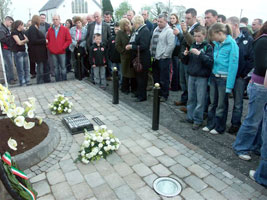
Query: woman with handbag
69,16,87,80
126,15,151,102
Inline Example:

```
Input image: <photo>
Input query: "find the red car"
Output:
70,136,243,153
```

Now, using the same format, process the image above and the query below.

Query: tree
114,1,132,21
102,0,114,13
0,0,12,21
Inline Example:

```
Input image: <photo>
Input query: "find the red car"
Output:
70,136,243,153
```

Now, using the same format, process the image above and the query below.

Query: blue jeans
2,49,15,83
207,75,229,133
187,76,208,124
13,51,30,86
171,56,180,90
179,62,188,103
152,58,171,99
254,103,267,187
93,66,106,87
51,54,66,82
233,82,267,156
231,77,246,127
36,61,47,84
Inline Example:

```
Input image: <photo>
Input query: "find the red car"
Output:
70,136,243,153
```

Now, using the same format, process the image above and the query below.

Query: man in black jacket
0,16,16,85
226,16,254,134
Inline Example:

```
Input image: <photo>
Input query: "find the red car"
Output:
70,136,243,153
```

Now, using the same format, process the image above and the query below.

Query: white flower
98,143,103,148
91,142,95,146
98,151,103,155
102,132,109,139
111,146,115,150
58,107,61,111
107,130,113,134
92,147,99,154
69,102,73,106
7,108,16,118
23,121,35,129
8,138,17,151
23,101,32,108
52,111,56,115
104,146,108,151
106,140,110,145
81,157,89,164
81,150,85,156
115,144,120,150
53,107,57,110
100,125,107,130
37,116,43,125
61,100,65,104
15,107,25,115
110,138,115,143
94,126,100,131
97,136,103,143
14,116,25,127
83,140,90,148
68,109,71,113
27,109,34,118
28,97,36,104
92,136,97,141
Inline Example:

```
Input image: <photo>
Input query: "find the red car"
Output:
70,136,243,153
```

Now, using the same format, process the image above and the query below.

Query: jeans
179,62,188,103
187,76,208,124
93,66,106,87
207,75,229,133
171,56,180,90
13,51,30,86
2,49,14,83
233,82,267,156
51,54,66,82
36,61,47,84
254,103,267,187
152,58,171,99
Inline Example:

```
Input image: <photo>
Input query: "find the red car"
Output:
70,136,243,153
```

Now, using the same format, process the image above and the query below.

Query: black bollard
77,53,82,80
112,67,119,104
152,83,160,130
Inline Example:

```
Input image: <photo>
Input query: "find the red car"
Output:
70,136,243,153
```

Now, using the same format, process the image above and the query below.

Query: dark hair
66,19,73,27
170,13,179,24
104,11,112,16
256,21,267,39
94,33,101,38
254,18,263,25
5,16,14,22
208,23,232,39
11,20,23,32
185,8,197,17
205,9,218,17
73,16,81,24
218,14,226,23
114,22,119,27
40,13,46,17
240,17,248,24
194,25,207,35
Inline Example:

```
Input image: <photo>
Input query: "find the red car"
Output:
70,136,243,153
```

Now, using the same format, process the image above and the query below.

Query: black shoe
180,119,193,124
192,123,202,130
227,125,239,134
134,98,146,102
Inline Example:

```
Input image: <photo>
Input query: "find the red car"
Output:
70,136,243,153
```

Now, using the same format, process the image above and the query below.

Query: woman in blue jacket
202,23,239,134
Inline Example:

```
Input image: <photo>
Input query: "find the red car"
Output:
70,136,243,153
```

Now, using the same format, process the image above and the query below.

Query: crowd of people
0,7,266,187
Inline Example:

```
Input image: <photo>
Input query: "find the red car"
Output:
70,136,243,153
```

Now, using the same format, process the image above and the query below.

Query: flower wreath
0,152,37,200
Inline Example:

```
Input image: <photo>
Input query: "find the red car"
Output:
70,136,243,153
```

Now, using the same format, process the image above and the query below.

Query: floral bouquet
76,125,121,164
49,94,73,115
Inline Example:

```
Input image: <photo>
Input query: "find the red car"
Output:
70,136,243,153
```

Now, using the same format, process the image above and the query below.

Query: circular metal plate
153,177,182,197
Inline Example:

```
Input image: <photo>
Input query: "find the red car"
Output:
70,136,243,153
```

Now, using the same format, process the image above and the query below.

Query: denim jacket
69,26,87,52
213,35,239,92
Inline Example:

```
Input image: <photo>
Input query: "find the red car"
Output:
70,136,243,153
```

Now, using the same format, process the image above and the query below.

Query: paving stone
117,145,130,156
59,159,77,173
241,183,255,193
222,171,234,179
184,175,208,192
76,162,96,175
203,175,228,192
200,188,227,200
135,138,152,148
152,139,168,149
114,185,137,200
175,155,194,167
162,147,180,158
146,146,164,157
181,187,205,200
94,159,115,176
30,172,46,183
106,152,123,165
139,154,159,166
51,181,73,199
151,164,172,176
144,174,158,188
92,184,117,200
84,172,105,188
157,155,176,167
65,170,84,186
132,163,153,177
124,173,146,190
121,153,141,166
122,138,137,148
136,186,160,200
33,180,51,197
130,145,146,157
104,172,125,189
37,194,55,200
223,177,233,185
170,164,191,178
71,182,94,200
188,164,209,178
221,186,249,200
162,196,183,200
114,162,134,177
47,169,66,185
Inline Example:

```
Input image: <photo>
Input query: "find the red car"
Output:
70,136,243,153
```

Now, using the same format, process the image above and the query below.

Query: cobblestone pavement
9,80,267,200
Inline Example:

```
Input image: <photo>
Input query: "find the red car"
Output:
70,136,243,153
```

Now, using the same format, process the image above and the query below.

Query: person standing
46,15,72,82
141,10,153,33
252,18,263,39
65,19,73,73
0,16,16,85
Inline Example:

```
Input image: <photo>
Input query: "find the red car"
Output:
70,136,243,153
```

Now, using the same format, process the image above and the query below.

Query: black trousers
136,69,148,100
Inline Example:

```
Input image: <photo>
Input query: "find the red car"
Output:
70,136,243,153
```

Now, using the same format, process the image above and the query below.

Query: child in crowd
203,23,239,134
181,26,214,130
89,33,108,89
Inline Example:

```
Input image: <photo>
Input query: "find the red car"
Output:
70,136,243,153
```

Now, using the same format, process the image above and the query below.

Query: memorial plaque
63,114,94,135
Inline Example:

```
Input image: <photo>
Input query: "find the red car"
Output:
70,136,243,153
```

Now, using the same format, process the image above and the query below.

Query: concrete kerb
14,119,60,170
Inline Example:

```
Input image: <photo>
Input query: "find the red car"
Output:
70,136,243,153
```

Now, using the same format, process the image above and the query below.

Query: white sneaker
210,129,219,135
249,170,256,181
238,154,251,161
202,127,210,132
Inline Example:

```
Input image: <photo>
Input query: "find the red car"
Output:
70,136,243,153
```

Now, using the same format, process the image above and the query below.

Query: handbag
132,46,143,72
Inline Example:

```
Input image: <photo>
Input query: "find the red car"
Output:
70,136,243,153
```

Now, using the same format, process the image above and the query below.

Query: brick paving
7,80,267,200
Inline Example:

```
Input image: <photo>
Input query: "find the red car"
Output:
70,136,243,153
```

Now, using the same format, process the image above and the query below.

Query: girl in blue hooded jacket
203,23,239,134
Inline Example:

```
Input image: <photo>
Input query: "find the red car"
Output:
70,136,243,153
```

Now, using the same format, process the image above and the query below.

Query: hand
190,48,201,55
92,65,96,68
125,44,132,50
184,47,189,56
181,22,187,33
173,28,180,35
46,39,48,44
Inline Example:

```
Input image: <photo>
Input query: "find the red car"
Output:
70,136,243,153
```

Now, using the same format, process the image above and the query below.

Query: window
71,0,88,14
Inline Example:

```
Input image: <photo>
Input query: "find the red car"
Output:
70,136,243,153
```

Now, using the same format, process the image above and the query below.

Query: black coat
253,34,267,77
89,43,108,66
26,25,47,63
130,25,151,69
108,35,120,63
0,23,12,50
181,41,214,78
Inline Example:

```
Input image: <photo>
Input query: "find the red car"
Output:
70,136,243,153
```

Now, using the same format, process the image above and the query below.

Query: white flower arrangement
77,125,121,164
49,94,73,115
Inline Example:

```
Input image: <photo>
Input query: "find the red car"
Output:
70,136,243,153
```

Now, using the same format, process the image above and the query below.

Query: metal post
152,83,160,130
77,53,82,80
0,43,8,88
112,67,119,104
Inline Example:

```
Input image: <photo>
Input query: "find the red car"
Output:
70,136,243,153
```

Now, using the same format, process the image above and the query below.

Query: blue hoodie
213,35,239,92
